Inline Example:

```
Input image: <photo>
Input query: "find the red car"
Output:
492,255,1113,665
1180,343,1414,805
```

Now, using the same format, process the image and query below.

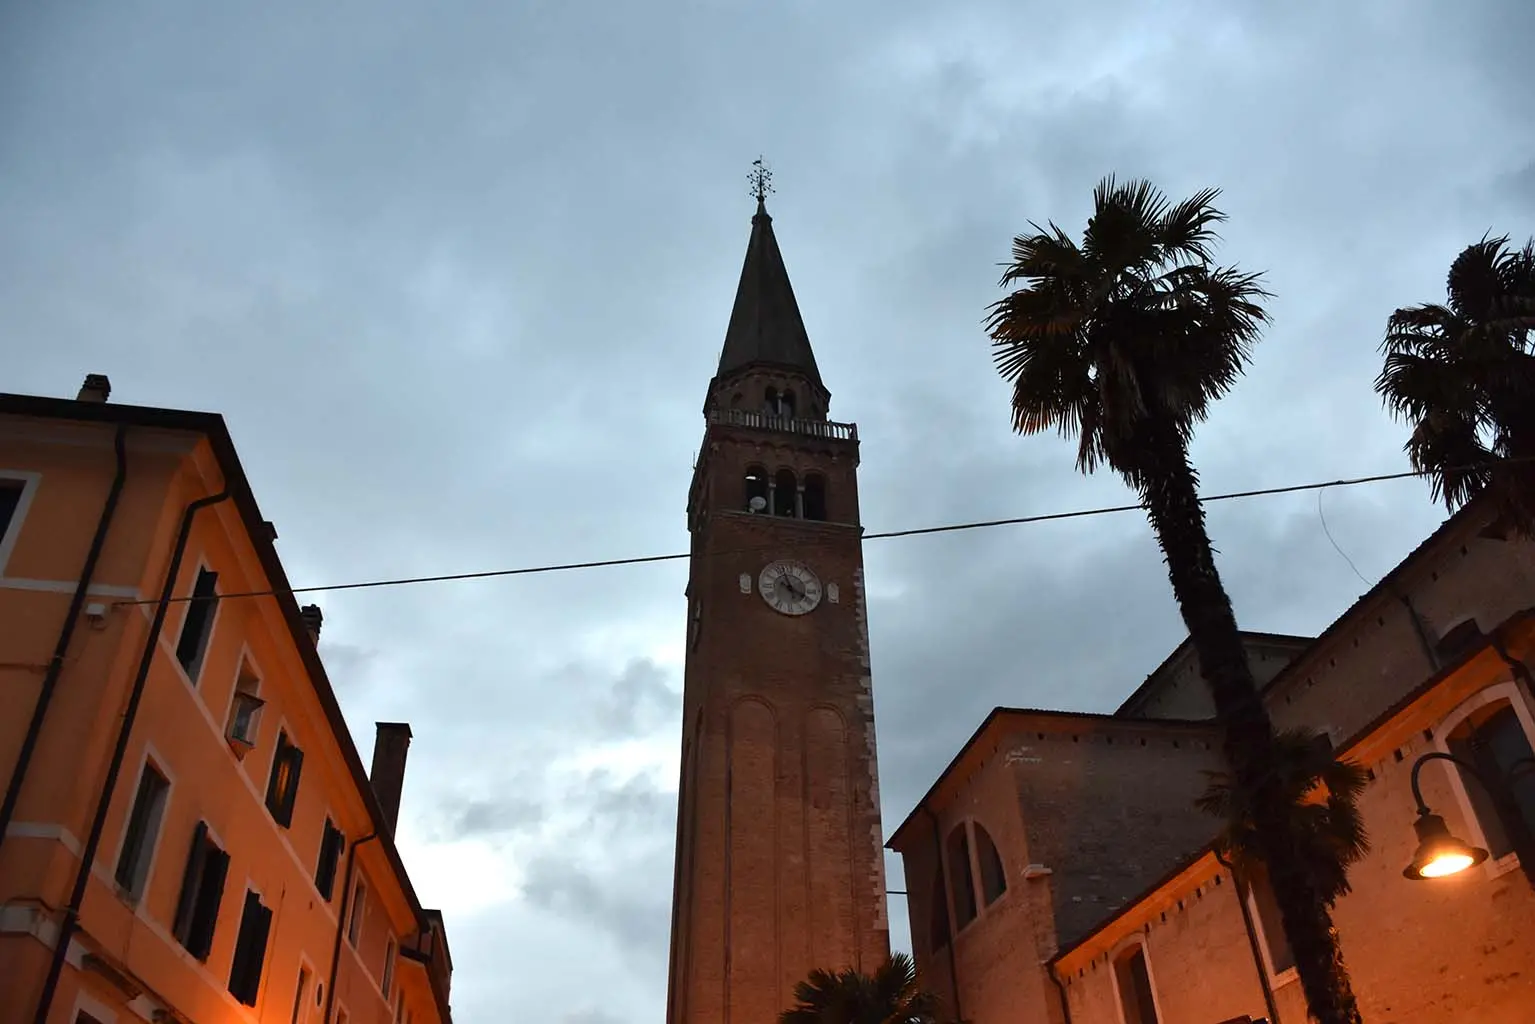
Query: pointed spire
715,164,824,390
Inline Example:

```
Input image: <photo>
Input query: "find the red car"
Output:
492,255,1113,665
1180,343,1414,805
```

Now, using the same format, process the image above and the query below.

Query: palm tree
1196,728,1371,906
1376,234,1535,535
779,953,949,1024
984,176,1363,1024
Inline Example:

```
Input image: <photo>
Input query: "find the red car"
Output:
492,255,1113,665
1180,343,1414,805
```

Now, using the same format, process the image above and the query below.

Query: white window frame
347,877,368,948
291,955,319,1024
1109,934,1166,1024
69,987,117,1024
0,470,42,575
1244,879,1299,989
221,644,267,756
1432,679,1535,879
111,745,175,907
382,935,397,997
170,555,223,688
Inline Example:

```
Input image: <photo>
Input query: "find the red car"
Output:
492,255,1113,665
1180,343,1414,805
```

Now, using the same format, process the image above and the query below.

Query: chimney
299,604,323,645
370,722,413,837
77,374,112,403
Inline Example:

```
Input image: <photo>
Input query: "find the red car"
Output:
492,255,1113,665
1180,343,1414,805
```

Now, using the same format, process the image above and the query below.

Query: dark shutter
265,733,289,812
188,846,230,961
271,744,304,828
229,890,273,1006
175,569,220,676
315,820,344,899
172,822,210,943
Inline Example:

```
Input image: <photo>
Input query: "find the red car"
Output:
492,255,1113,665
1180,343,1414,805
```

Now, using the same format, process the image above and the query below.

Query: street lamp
1402,751,1535,885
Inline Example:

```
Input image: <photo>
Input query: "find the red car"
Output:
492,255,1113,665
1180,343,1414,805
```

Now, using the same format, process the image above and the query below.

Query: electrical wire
111,461,1485,609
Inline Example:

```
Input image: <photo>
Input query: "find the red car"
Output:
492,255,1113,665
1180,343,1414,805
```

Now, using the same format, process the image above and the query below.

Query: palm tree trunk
1133,423,1364,1024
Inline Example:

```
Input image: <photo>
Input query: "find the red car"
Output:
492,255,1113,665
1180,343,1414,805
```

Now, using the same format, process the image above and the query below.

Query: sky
3,1,1533,1020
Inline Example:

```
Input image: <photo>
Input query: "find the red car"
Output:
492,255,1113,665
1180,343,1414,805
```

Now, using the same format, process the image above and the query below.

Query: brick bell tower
665,182,890,1024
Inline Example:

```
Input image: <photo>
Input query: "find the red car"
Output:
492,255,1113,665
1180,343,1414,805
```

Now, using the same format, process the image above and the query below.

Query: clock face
758,560,823,616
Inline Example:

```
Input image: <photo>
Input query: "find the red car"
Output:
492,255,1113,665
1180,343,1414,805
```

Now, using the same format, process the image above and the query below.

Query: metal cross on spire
749,157,774,205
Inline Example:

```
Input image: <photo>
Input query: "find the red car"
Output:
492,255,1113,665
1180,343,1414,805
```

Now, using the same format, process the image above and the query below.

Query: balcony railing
706,408,857,441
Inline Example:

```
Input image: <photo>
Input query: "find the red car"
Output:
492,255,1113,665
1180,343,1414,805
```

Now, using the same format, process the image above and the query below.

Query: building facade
665,199,890,1024
891,497,1535,1023
0,378,452,1024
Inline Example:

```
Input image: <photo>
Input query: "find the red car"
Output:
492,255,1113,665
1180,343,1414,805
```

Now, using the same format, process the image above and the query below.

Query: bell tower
664,179,890,1024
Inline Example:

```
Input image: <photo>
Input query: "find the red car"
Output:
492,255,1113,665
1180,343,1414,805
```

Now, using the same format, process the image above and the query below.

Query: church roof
715,199,824,389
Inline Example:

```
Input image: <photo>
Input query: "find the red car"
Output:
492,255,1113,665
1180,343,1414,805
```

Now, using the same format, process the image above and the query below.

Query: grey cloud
6,1,1534,1021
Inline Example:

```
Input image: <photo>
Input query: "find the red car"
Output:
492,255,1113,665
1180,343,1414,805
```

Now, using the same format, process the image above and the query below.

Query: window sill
1270,967,1299,990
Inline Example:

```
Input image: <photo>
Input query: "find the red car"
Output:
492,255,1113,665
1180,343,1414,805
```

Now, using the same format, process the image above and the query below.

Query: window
1447,700,1535,860
315,819,345,900
228,889,274,1006
772,469,797,518
265,730,305,828
0,478,24,546
291,966,312,1024
226,660,265,756
382,937,397,996
347,879,367,946
974,824,1007,905
945,825,976,929
744,465,769,513
114,761,170,900
802,474,826,521
74,1014,107,1024
927,868,950,950
171,821,230,961
764,386,778,415
779,389,797,419
394,992,405,1022
1113,944,1161,1024
175,567,220,680
1247,864,1296,976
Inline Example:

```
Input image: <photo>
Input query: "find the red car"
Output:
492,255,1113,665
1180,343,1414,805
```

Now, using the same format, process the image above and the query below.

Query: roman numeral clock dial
757,560,823,616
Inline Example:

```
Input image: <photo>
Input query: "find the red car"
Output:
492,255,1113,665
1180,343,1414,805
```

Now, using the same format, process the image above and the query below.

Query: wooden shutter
188,845,230,961
229,890,273,1005
315,820,344,899
274,744,304,827
172,822,210,943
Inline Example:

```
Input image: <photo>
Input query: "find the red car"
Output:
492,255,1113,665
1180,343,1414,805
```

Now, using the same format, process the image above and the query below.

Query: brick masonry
666,367,889,1024
894,500,1535,1023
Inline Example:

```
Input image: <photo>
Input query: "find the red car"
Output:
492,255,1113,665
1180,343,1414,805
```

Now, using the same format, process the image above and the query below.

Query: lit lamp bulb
1402,811,1489,880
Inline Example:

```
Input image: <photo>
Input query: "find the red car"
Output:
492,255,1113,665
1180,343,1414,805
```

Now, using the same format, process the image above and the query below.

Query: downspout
1215,850,1281,1024
30,486,231,1024
1047,964,1074,1024
921,806,963,1024
325,832,379,1024
1400,594,1439,671
0,425,129,852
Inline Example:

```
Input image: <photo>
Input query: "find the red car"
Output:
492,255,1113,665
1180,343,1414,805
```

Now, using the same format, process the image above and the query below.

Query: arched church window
772,469,797,517
803,474,827,521
928,867,950,950
945,825,977,929
730,392,743,409
780,389,797,419
974,823,1006,905
744,465,769,513
764,387,779,416
1113,942,1162,1024
1446,699,1535,860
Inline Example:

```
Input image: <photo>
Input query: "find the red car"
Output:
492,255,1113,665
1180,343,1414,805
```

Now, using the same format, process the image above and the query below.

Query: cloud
4,0,1533,1021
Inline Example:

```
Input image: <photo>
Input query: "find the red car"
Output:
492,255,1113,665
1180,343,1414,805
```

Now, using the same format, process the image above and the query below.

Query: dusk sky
4,1,1533,1020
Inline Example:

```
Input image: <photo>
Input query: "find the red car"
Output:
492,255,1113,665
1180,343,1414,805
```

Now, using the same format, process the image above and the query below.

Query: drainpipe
30,487,231,1024
1047,964,1074,1024
1400,594,1439,671
921,806,963,1024
1489,633,1534,692
0,425,129,853
325,832,379,1024
1215,850,1281,1024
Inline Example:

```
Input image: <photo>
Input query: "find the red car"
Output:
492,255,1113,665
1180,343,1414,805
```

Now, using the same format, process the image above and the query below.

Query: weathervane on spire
749,157,774,204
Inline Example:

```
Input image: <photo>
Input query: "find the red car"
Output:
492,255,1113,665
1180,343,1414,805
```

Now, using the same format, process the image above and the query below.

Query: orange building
891,494,1535,1023
0,376,453,1024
